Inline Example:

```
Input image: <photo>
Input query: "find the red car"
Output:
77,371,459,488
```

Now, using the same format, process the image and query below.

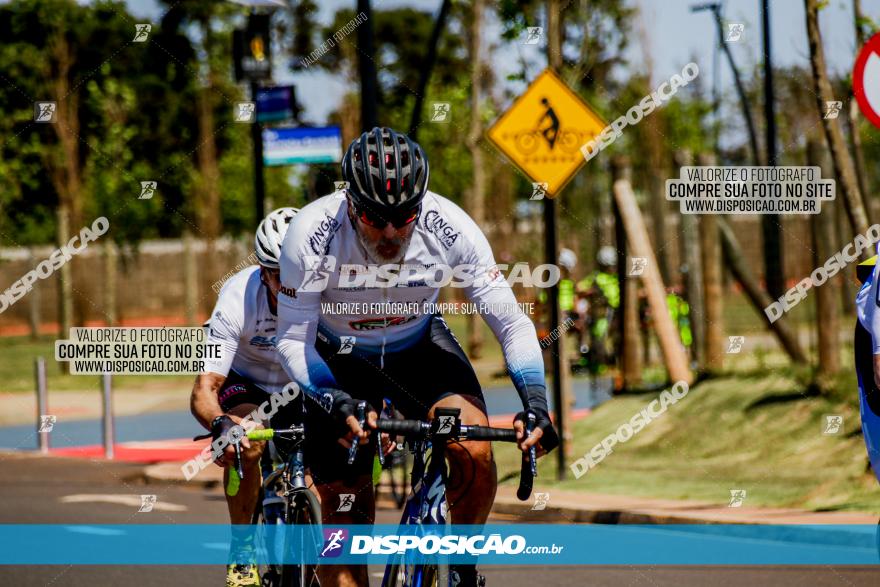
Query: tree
805,0,870,237
465,0,487,359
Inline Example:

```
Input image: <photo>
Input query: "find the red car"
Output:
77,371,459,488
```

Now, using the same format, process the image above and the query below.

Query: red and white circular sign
854,32,880,129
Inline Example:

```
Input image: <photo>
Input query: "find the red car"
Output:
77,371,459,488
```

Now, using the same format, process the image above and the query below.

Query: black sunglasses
354,204,420,229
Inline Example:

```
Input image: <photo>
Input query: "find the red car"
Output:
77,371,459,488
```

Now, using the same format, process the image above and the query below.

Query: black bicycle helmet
341,127,429,214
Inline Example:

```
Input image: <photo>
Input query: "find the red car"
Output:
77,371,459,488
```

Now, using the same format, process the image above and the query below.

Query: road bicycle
378,398,413,509
195,424,322,587
350,403,538,587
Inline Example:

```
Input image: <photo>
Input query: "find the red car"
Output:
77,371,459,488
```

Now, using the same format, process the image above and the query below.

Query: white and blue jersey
275,190,548,409
854,245,880,484
202,266,289,394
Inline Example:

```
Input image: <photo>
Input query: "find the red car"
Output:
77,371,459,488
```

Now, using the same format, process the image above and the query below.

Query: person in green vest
537,248,577,317
535,249,579,375
576,246,620,371
666,289,692,348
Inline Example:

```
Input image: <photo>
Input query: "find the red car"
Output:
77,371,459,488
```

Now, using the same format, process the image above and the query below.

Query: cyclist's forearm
276,336,342,407
191,372,226,429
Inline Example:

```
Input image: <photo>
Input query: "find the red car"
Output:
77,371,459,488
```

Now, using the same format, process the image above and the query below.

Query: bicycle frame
351,404,534,586
381,412,455,587
255,427,323,587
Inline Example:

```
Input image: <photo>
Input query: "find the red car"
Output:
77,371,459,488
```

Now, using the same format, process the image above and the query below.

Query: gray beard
356,226,413,265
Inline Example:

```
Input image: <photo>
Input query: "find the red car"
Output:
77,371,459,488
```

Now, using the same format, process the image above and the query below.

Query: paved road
3,454,879,586
0,379,612,450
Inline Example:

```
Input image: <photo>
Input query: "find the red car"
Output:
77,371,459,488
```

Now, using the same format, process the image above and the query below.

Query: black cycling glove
210,415,238,441
312,387,376,430
515,406,559,453
514,384,560,453
208,415,244,459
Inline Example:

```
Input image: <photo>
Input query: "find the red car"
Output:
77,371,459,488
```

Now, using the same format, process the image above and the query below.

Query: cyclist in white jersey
854,251,880,486
275,127,559,587
191,207,298,587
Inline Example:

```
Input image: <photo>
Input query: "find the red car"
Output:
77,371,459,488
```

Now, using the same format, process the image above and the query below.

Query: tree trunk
805,0,870,237
46,32,84,331
612,158,642,389
674,151,705,371
56,206,73,374
717,219,808,364
408,0,452,140
847,0,870,211
27,248,41,340
104,242,117,326
465,0,486,360
697,153,724,373
546,0,573,473
197,19,222,316
847,101,870,215
807,138,840,379
183,231,199,326
645,114,670,283
836,201,856,314
613,175,692,385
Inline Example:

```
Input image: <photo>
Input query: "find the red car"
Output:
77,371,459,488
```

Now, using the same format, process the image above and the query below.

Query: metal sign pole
251,81,266,220
102,373,114,459
543,197,566,480
35,357,48,454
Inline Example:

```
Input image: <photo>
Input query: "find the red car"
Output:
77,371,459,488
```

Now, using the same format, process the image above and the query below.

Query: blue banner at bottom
2,524,879,565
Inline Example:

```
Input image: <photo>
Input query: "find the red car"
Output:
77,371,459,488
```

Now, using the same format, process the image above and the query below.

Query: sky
123,0,877,124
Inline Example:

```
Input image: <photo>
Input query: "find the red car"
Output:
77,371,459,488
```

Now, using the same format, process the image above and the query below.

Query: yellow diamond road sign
487,69,606,198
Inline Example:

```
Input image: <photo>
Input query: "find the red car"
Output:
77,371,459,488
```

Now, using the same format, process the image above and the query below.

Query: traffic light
233,13,272,82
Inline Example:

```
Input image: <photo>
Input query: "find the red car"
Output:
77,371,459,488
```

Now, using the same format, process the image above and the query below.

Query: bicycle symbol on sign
505,97,586,156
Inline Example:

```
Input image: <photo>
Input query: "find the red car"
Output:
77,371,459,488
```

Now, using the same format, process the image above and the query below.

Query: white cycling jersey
857,247,880,354
276,190,547,408
202,266,290,393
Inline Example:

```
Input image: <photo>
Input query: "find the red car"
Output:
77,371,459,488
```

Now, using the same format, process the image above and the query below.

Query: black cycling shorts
217,370,271,413
271,314,485,486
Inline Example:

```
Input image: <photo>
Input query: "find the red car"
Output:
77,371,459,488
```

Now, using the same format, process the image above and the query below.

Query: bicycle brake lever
347,401,367,465
376,424,386,467
526,412,538,478
233,441,245,481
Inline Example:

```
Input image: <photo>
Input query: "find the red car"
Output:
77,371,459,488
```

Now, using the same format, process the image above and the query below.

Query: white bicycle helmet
597,246,617,268
558,248,577,271
255,207,299,269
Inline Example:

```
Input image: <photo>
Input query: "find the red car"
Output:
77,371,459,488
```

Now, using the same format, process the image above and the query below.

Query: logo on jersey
338,336,356,354
422,210,460,250
301,255,336,292
248,335,276,349
349,315,418,331
318,391,334,413
279,285,297,298
208,311,235,339
320,528,348,558
308,213,341,255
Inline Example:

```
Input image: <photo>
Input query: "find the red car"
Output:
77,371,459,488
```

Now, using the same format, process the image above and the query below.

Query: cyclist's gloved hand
209,414,247,464
323,389,377,448
514,407,559,454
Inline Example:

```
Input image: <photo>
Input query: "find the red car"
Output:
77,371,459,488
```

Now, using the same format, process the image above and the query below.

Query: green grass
494,353,880,513
0,336,192,393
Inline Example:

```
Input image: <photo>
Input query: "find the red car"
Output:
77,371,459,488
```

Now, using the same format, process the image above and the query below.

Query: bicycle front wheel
282,489,322,587
389,448,412,509
383,562,447,587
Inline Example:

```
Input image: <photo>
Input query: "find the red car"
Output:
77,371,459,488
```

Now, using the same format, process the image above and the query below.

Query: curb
141,461,880,527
